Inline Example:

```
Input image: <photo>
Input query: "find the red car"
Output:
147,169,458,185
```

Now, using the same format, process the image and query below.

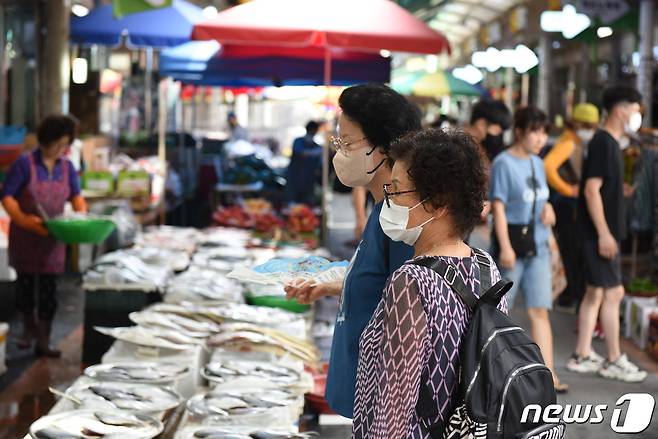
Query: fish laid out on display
94,326,203,350
149,303,302,328
68,382,182,413
84,252,171,287
166,268,244,303
188,428,317,439
137,225,202,253
202,361,300,386
30,410,162,439
84,362,189,384
207,323,318,365
129,310,220,338
187,388,298,417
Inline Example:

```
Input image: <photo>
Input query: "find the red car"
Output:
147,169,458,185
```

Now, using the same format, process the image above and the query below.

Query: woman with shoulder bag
490,106,568,393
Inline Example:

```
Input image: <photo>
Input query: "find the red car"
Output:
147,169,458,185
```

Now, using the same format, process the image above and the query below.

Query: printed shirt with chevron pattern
352,251,508,438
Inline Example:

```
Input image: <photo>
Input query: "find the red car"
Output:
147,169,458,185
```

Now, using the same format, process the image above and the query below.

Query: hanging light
72,4,89,17
72,58,88,84
597,27,613,38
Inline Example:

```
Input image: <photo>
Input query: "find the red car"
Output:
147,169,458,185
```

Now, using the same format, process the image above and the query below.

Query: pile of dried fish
187,388,297,418
95,326,203,350
207,323,318,365
84,362,189,384
84,251,171,288
126,246,191,272
202,361,300,387
177,427,317,439
166,267,244,303
193,247,252,272
67,382,182,413
137,226,202,253
30,410,163,439
130,310,221,338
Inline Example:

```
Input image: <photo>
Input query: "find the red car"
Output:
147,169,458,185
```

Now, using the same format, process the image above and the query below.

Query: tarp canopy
192,0,450,54
71,0,203,48
160,41,391,86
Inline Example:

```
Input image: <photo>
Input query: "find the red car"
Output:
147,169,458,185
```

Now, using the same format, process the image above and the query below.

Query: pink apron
8,154,70,274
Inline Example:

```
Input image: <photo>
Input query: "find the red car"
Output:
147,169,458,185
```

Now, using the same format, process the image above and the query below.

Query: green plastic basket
45,218,116,244
245,293,311,313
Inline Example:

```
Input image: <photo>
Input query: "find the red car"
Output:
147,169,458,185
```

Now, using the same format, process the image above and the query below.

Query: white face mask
625,111,642,134
379,199,434,246
332,146,385,188
576,129,595,143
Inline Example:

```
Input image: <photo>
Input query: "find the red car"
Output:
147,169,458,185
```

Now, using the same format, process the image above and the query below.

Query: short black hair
305,120,320,134
602,85,642,113
514,106,550,133
37,114,77,147
390,128,487,238
338,83,421,155
470,99,512,130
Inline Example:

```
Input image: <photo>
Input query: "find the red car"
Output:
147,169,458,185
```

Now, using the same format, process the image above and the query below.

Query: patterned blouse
352,252,507,439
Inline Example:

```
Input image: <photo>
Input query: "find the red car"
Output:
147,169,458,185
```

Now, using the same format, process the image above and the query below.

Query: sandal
554,381,569,394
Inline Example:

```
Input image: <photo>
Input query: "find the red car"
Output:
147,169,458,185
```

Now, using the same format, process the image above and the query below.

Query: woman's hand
22,214,49,237
541,203,556,227
598,232,618,260
284,279,341,305
499,246,516,269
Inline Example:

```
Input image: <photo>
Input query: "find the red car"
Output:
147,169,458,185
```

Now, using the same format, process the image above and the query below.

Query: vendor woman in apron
1,114,87,357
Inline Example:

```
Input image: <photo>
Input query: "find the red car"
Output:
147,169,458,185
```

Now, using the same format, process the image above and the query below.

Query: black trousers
553,197,586,304
15,273,58,321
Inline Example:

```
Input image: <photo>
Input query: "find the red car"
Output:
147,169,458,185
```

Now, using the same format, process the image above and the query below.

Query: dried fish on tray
207,323,319,365
202,361,300,387
67,382,182,413
95,326,204,350
176,426,317,439
129,310,221,338
126,246,191,272
166,268,244,303
29,410,163,439
193,247,251,272
84,361,189,384
84,252,171,288
137,226,202,253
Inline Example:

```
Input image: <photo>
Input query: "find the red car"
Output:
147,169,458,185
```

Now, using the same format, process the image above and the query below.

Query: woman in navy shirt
2,115,87,357
285,84,419,417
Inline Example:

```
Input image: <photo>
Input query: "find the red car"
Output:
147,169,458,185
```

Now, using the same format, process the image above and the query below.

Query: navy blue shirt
2,149,81,198
325,201,414,418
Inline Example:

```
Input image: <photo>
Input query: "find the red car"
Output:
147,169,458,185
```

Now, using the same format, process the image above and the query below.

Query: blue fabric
70,0,203,48
325,202,414,418
500,242,552,309
490,151,550,248
159,41,391,86
1,150,81,199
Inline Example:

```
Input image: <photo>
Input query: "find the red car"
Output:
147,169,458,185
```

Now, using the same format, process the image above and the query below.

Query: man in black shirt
567,86,647,382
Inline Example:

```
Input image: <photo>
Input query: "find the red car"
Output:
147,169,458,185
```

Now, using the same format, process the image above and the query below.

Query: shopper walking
490,106,568,392
351,128,504,438
463,99,512,162
284,120,322,206
284,83,419,418
544,103,600,308
2,115,87,357
567,86,647,382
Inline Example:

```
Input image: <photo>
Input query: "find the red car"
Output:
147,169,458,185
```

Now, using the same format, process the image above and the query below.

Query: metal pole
637,0,655,127
504,67,514,113
521,73,530,107
158,79,168,224
145,47,154,133
537,32,552,114
321,48,332,245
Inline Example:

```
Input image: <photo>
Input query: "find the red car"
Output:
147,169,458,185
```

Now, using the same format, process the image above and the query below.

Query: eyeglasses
330,135,368,154
383,183,416,208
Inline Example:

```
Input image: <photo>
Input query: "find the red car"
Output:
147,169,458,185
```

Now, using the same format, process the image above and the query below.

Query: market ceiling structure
398,0,523,47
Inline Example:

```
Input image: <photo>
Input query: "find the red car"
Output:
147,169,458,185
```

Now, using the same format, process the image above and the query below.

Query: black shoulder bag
506,159,538,258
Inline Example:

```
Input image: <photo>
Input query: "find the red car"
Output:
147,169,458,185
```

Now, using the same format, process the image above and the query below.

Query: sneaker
598,354,647,383
566,350,605,374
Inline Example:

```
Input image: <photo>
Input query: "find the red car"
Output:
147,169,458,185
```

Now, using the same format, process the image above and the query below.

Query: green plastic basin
245,293,311,313
46,218,116,244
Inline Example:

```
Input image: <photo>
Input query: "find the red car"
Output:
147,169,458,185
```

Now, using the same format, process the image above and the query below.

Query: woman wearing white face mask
284,83,420,418
543,103,599,308
352,128,507,438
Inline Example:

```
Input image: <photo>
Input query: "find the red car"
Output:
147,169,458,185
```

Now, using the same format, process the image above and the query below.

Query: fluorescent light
514,44,539,74
379,50,391,58
471,51,488,68
452,64,484,85
499,49,516,68
484,47,501,72
597,27,613,38
71,4,89,17
540,5,591,39
72,58,88,84
203,6,218,18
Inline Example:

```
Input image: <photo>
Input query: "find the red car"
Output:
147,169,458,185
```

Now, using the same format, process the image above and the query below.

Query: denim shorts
500,244,552,309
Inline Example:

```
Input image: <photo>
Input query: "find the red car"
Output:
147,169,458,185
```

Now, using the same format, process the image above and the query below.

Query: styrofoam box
622,296,655,339
630,298,658,350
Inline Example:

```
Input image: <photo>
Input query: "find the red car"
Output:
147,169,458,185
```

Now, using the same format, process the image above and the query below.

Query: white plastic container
0,322,8,375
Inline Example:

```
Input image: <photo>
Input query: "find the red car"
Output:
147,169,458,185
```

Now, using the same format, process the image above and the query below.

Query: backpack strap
412,256,480,311
472,247,492,291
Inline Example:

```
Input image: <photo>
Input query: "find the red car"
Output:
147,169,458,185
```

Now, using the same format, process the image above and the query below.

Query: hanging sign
577,0,629,24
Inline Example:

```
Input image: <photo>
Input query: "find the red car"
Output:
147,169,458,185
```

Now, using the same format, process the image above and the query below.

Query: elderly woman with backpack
351,129,563,439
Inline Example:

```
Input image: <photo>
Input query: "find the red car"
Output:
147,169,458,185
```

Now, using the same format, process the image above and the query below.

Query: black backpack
412,249,566,439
